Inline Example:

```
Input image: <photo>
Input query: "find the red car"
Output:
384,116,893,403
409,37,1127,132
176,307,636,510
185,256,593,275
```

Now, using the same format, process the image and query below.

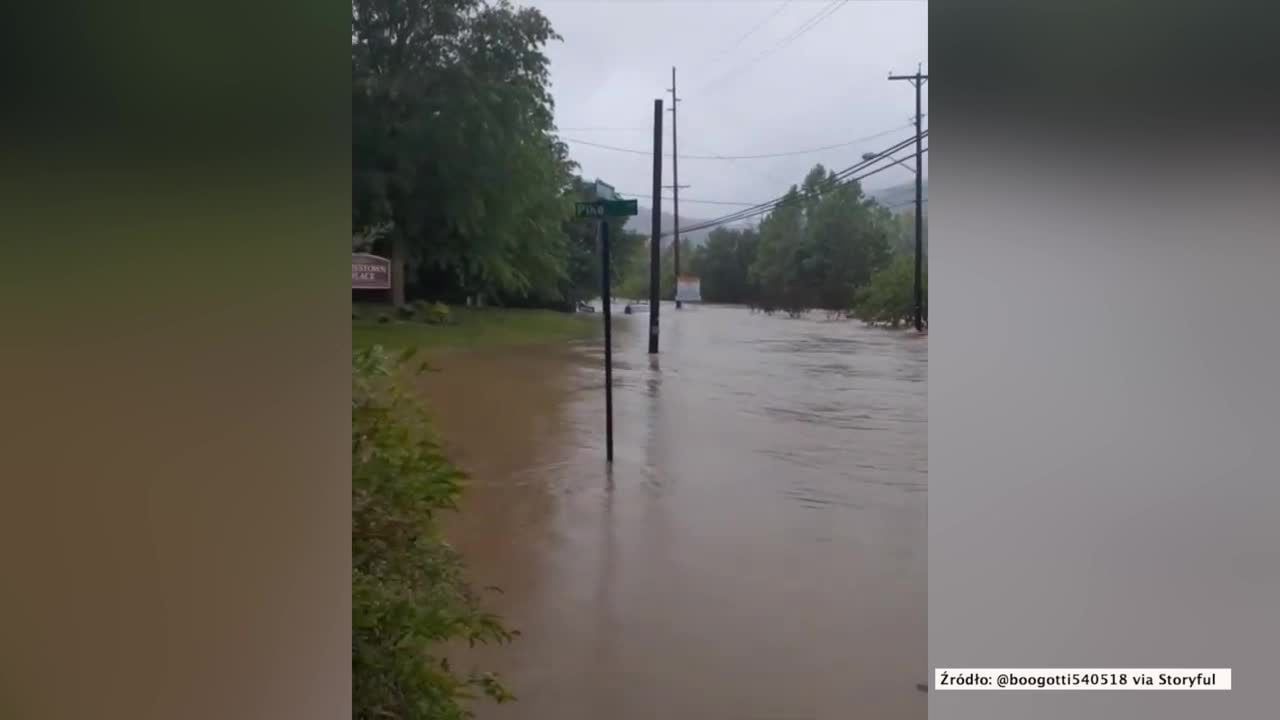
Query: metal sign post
575,197,639,463
599,218,613,462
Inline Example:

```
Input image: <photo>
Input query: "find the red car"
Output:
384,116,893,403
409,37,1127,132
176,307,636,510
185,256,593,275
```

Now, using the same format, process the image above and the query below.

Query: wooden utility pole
649,99,663,353
889,66,928,332
668,67,683,308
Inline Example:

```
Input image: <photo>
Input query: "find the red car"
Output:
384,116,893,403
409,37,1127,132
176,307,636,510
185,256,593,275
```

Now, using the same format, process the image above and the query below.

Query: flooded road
421,304,927,719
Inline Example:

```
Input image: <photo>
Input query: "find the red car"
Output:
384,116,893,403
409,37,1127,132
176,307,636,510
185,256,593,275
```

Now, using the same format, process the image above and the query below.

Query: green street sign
575,199,638,219
575,202,605,219
607,199,639,216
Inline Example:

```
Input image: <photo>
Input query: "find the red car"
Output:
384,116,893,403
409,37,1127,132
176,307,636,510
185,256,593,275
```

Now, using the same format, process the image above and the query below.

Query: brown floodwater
420,303,927,719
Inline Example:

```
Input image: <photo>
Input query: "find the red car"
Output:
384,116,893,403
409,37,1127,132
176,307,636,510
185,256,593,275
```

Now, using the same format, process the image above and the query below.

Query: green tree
750,187,805,313
739,164,897,314
803,176,892,309
613,239,651,301
691,226,759,303
612,236,692,302
890,209,928,257
851,253,927,327
352,0,574,306
353,346,515,719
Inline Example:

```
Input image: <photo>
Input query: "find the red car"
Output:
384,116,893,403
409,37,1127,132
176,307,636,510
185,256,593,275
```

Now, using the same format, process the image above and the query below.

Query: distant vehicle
576,301,595,313
624,302,650,315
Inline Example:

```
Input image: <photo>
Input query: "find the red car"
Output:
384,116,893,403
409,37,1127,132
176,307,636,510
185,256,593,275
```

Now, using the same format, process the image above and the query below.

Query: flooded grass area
353,304,598,352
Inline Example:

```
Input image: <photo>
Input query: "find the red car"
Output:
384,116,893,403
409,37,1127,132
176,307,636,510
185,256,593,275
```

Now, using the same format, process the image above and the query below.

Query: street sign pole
599,218,614,463
575,196,636,464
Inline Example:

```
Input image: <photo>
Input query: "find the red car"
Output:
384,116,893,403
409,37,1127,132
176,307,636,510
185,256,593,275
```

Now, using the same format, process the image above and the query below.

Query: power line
676,132,925,232
563,138,663,156
617,192,763,207
557,126,647,132
714,0,796,58
670,133,927,236
622,182,927,210
683,146,928,234
869,149,925,176
673,140,920,234
774,0,848,48
701,0,849,90
615,149,927,214
562,124,911,161
698,0,849,96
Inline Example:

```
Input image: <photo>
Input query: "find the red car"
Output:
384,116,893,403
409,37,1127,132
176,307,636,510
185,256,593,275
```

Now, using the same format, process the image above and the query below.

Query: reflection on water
421,304,927,719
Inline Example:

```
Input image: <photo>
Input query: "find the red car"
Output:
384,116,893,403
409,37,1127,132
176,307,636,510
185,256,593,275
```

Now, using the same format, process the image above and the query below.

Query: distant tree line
615,164,927,325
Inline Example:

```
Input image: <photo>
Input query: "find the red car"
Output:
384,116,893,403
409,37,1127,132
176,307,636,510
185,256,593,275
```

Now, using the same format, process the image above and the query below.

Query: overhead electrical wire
697,0,850,96
557,126,647,132
663,132,927,236
615,192,762,207
672,131,925,232
618,143,927,211
713,0,846,81
714,0,797,58
674,147,927,235
871,151,924,176
673,153,923,235
621,145,927,212
562,138,669,157
771,0,848,51
562,123,912,161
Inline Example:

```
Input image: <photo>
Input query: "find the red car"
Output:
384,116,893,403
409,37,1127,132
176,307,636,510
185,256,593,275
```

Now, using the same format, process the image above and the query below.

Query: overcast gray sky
526,0,928,220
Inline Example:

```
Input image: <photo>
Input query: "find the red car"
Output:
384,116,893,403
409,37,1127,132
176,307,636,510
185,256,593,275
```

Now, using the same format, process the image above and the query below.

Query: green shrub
396,304,416,320
377,313,390,324
353,347,514,720
424,302,452,325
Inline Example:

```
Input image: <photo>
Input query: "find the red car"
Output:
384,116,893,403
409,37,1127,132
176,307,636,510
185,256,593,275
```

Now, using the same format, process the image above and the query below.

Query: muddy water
421,304,927,719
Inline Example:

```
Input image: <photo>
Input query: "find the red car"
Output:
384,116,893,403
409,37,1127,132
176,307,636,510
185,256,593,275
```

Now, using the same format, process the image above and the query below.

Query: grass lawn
353,304,598,352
